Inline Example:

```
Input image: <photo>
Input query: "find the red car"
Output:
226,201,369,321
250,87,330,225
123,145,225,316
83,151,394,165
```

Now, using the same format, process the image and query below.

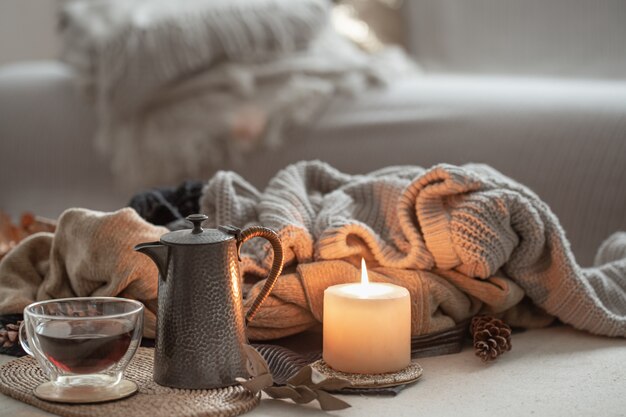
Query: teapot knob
186,214,208,234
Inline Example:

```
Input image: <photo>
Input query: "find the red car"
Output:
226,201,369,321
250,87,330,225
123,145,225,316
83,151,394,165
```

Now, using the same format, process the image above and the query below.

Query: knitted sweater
0,208,167,338
200,161,626,339
1,163,623,341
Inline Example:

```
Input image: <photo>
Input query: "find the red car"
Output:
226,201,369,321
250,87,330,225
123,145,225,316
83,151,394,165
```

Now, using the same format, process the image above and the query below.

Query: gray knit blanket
200,161,626,339
61,0,418,188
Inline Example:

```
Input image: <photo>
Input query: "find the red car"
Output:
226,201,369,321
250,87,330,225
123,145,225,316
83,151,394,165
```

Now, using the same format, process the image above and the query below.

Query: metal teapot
134,214,283,389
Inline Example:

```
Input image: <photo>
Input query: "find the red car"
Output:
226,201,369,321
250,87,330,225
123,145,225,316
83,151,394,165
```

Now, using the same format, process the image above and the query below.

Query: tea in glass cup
19,297,143,396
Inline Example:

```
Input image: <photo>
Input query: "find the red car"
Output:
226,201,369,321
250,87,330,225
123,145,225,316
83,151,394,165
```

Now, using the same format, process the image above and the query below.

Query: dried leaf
237,373,273,395
290,386,318,404
0,211,56,261
265,366,351,410
313,376,352,392
315,389,352,411
286,365,313,386
264,385,317,404
242,344,271,378
20,212,56,234
264,386,304,401
238,344,274,394
292,366,352,391
240,345,352,411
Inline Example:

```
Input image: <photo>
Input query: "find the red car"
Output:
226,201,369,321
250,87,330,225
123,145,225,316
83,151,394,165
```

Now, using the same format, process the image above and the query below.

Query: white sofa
1,64,625,266
0,1,625,267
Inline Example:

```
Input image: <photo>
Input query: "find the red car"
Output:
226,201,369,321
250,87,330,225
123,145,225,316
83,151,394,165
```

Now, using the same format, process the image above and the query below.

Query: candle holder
311,360,423,389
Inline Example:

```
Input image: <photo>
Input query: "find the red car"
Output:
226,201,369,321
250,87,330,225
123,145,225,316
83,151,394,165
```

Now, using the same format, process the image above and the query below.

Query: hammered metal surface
155,241,248,389
160,228,233,246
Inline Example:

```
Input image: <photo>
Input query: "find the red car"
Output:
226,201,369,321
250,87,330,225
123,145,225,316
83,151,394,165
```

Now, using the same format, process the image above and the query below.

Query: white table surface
1,326,625,417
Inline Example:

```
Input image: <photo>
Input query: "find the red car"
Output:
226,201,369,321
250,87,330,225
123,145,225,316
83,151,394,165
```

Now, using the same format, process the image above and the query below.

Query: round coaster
34,379,138,404
311,360,423,389
0,348,259,417
0,348,261,417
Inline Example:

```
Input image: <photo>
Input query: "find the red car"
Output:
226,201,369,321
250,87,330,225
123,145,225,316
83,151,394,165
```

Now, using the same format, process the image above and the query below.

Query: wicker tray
0,348,259,417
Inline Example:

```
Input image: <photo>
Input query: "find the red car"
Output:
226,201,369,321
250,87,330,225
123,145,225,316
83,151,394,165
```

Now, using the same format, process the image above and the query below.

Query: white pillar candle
323,259,411,374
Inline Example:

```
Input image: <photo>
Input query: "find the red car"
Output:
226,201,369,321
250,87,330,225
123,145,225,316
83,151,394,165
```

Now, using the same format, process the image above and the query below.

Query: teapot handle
235,226,284,324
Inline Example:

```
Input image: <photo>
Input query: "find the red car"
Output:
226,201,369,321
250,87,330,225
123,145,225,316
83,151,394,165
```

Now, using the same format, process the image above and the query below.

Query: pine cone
0,322,21,348
470,315,512,362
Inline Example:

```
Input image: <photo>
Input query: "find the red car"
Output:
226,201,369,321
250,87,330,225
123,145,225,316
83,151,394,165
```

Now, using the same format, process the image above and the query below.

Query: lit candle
323,259,411,374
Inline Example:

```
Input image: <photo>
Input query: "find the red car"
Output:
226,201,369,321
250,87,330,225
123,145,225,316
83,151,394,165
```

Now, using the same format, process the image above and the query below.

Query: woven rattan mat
0,348,259,417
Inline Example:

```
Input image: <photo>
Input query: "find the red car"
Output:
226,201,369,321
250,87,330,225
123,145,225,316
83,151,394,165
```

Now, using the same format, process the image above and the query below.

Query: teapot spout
134,242,168,279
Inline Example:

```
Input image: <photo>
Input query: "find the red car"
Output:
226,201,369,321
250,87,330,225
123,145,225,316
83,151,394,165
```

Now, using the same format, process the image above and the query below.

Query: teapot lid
160,214,234,246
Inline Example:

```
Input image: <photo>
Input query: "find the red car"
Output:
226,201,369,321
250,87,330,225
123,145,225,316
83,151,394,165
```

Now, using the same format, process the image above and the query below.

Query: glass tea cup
19,297,143,389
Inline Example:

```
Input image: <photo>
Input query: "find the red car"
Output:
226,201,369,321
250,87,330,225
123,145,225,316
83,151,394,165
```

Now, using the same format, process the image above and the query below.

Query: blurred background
1,0,625,265
4,0,626,75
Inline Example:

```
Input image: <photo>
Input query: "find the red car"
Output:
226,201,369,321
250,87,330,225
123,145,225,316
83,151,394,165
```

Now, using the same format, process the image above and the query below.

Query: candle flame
361,258,369,285
337,257,393,298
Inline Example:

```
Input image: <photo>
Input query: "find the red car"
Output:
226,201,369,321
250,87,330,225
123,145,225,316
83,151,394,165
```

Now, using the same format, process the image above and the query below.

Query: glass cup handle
19,321,34,356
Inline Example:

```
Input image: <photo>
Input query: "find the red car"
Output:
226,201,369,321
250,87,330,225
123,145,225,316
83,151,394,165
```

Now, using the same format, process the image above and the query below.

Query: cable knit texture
201,161,626,339
0,163,622,342
0,208,168,338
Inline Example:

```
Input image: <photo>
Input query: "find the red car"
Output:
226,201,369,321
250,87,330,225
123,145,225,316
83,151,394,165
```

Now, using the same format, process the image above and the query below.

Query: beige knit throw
1,163,624,342
0,208,167,338
201,161,626,339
